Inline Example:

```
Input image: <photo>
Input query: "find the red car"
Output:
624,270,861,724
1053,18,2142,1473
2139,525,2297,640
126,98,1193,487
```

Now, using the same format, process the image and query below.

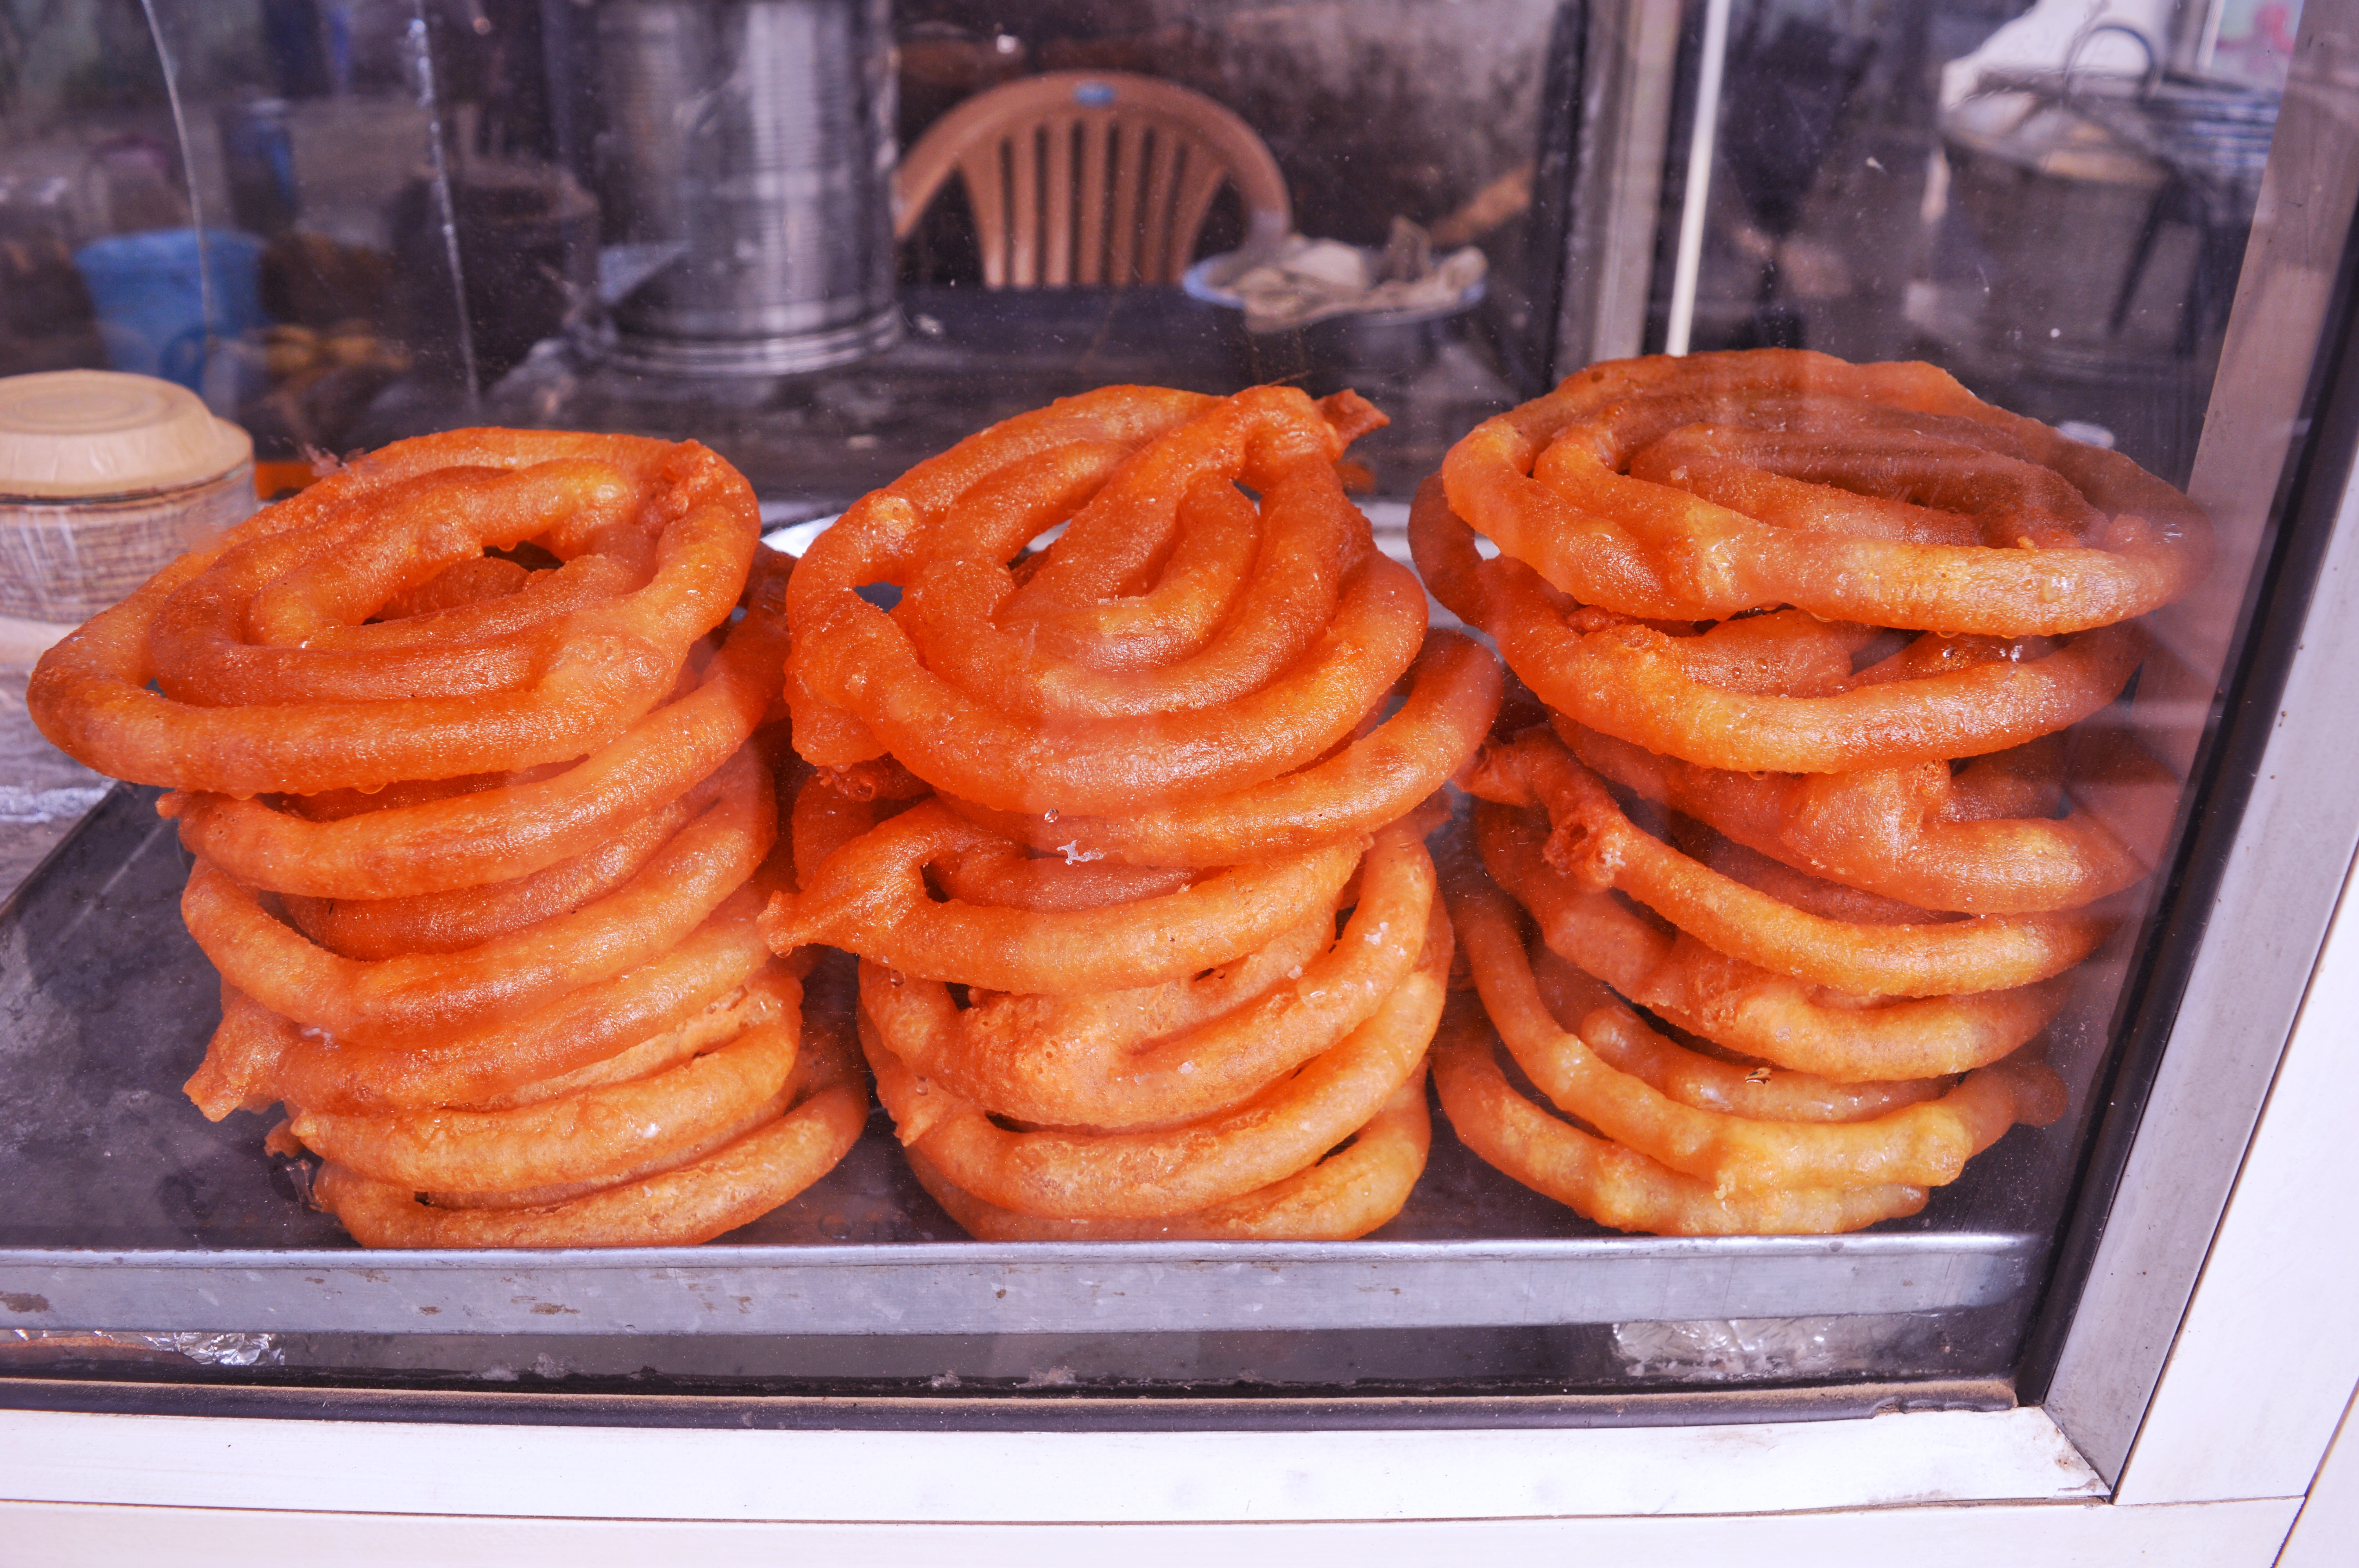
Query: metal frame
1660,0,1732,356
0,1233,2036,1339
2023,5,2359,1481
0,1374,2015,1434
1536,0,1687,377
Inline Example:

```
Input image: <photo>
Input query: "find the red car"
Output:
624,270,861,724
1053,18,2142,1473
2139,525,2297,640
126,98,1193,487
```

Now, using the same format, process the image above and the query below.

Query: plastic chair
894,71,1291,288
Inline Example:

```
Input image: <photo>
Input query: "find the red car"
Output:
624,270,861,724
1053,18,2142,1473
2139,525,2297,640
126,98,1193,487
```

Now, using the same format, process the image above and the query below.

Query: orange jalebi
783,385,1478,815
163,604,791,900
904,1069,1432,1242
860,817,1437,1130
286,964,808,1194
312,991,867,1249
189,877,787,1118
1448,853,2064,1196
1477,799,2066,1081
776,385,1499,1238
863,900,1448,1221
274,750,747,959
33,431,862,1249
1439,348,2208,636
766,796,1364,994
1431,997,1933,1235
32,429,759,796
1421,349,2200,1236
1559,720,2154,915
932,630,1501,868
1465,728,2109,995
1414,474,2142,772
1527,944,1949,1122
182,749,774,1045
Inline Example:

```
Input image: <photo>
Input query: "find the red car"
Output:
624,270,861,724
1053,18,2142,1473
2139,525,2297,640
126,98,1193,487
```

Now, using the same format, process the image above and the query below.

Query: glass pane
1,0,2352,1411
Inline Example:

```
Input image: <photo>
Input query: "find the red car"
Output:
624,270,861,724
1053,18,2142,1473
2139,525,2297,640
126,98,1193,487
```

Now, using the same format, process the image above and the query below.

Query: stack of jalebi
764,385,1503,1239
1410,348,2205,1235
27,429,867,1248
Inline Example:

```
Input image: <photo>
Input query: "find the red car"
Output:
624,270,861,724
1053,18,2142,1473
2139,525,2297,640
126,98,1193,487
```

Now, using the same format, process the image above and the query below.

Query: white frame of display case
10,2,2359,1560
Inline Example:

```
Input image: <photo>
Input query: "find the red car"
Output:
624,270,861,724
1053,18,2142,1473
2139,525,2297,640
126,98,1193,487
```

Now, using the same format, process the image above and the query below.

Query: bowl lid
0,370,252,499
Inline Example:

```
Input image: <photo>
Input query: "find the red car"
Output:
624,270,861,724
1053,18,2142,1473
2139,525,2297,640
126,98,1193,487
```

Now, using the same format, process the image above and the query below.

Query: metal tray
0,785,2057,1339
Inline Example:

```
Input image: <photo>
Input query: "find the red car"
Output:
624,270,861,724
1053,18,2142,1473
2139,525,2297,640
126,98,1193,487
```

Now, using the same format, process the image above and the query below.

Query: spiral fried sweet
32,429,760,797
769,385,1503,1237
1439,347,2208,637
1418,349,2198,1236
32,431,865,1249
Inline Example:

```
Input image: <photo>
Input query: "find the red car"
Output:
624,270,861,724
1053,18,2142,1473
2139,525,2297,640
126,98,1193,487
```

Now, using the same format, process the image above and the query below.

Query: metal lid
0,370,252,500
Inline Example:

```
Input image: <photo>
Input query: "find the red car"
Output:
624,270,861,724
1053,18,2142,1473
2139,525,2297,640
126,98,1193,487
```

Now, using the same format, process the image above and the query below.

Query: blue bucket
73,228,266,390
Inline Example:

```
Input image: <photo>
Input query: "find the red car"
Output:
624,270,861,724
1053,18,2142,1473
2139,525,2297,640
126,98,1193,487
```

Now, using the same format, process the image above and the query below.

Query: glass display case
3,0,2357,1558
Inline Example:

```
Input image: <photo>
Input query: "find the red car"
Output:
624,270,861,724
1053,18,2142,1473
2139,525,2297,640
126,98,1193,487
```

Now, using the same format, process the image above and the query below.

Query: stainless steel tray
0,786,2058,1339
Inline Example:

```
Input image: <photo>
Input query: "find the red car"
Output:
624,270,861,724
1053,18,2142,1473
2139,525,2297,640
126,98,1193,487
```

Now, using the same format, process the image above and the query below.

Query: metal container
593,0,900,376
1939,74,2274,374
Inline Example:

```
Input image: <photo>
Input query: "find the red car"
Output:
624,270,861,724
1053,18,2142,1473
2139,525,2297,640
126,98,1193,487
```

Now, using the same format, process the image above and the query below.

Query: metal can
591,0,901,376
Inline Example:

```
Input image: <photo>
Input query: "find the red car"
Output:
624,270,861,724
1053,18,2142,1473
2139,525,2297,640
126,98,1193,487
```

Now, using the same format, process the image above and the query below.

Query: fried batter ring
905,1068,1430,1241
1442,348,2209,635
311,1000,868,1249
183,749,774,1045
1449,857,2064,1194
1561,720,2152,915
1412,476,2142,772
764,797,1365,993
785,386,1219,767
787,385,1420,813
863,817,1436,1130
863,900,1448,1220
30,429,759,794
286,968,807,1193
899,463,1358,720
799,546,1427,815
1528,945,1950,1122
200,871,787,1117
1466,728,2108,993
934,629,1502,867
1477,801,2066,1080
1431,996,1930,1235
145,461,658,706
165,606,790,900
786,767,1199,914
279,746,754,959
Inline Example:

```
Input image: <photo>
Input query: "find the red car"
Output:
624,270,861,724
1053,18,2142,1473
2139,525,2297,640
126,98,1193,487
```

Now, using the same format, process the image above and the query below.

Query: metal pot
592,0,900,376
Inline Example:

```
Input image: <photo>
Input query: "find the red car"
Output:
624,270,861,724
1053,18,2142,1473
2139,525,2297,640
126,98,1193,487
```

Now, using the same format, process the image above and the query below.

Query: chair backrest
894,71,1292,288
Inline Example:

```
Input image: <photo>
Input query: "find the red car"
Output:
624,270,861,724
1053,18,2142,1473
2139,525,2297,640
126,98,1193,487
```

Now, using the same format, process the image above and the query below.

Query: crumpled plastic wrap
0,1328,283,1367
1205,217,1487,333
0,463,253,623
1613,1314,1963,1381
0,782,109,825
